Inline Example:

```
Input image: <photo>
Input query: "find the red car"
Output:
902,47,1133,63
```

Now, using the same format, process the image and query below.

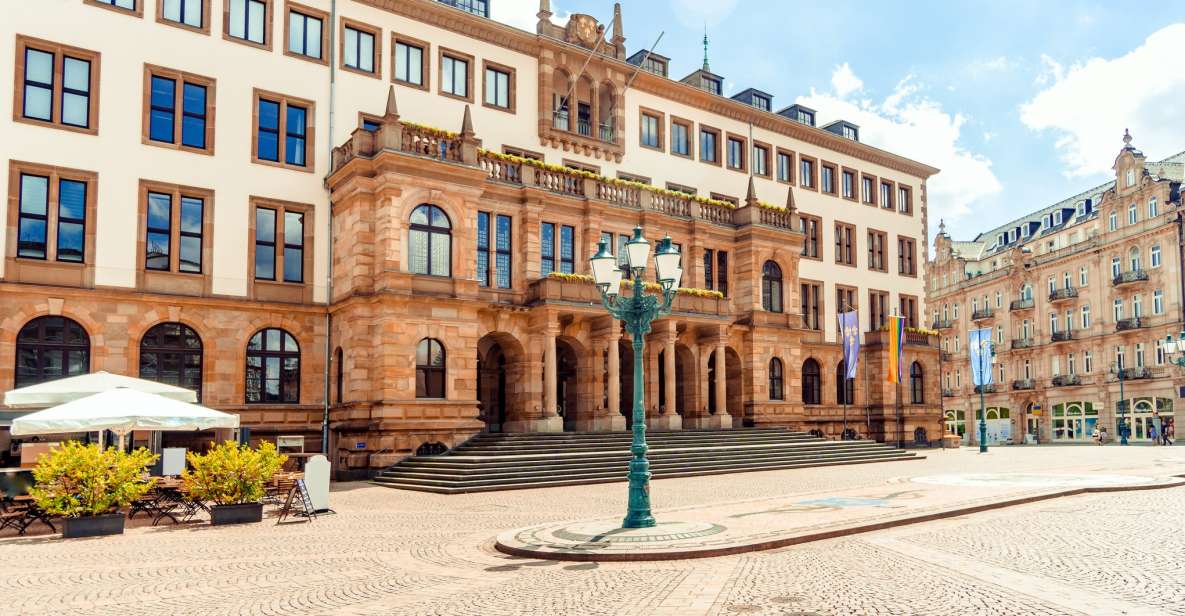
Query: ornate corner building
2,0,941,474
928,132,1184,445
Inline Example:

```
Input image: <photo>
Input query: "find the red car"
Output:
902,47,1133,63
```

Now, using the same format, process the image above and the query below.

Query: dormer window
1125,168,1135,186
753,94,770,111
842,125,857,140
704,77,722,95
642,56,666,77
996,233,1004,246
1053,211,1062,225
1043,214,1051,227
1008,229,1017,242
798,110,813,125
1021,224,1031,238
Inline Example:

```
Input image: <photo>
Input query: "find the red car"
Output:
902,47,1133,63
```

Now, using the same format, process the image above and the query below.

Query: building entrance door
1051,401,1097,441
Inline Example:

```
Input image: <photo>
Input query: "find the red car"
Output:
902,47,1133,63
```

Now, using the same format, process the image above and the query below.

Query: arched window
334,347,344,404
15,316,90,388
139,322,202,401
246,328,300,403
409,204,451,277
761,260,783,312
802,358,821,405
1128,246,1141,271
1020,284,1032,301
768,358,784,400
910,361,924,404
836,360,854,405
416,338,446,398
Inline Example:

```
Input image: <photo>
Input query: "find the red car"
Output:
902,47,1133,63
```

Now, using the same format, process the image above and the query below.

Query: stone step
457,434,823,453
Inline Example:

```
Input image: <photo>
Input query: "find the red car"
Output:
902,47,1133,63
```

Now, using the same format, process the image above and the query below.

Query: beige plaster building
929,133,1184,445
2,0,941,474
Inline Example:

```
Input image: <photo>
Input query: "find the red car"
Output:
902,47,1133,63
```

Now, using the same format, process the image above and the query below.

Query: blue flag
969,328,994,386
839,310,860,379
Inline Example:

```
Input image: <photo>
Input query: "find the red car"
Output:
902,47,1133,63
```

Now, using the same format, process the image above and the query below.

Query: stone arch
555,335,586,430
127,316,210,396
725,346,743,419
478,331,527,432
597,80,616,137
674,342,697,417
233,316,310,404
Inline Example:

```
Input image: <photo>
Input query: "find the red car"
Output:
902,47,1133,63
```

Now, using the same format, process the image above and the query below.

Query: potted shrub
184,441,286,525
30,441,158,538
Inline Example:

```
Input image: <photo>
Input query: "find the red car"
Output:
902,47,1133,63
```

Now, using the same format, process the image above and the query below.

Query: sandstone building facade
929,133,1183,445
2,0,940,473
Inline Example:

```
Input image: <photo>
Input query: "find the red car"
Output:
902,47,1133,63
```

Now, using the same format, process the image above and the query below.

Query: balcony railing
1052,374,1081,387
932,319,954,330
1010,298,1035,311
974,384,998,394
1112,270,1149,286
576,118,592,137
552,110,569,131
942,389,956,398
599,122,615,143
1050,330,1074,343
1119,367,1152,380
940,351,953,361
1115,317,1149,332
1011,338,1035,350
1012,379,1035,390
972,308,994,321
1049,287,1078,302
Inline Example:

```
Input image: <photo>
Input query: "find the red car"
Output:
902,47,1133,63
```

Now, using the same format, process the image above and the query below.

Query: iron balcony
971,308,994,321
932,319,954,330
1009,298,1035,311
1011,338,1035,350
1119,367,1152,380
1050,330,1074,343
1052,374,1081,387
1112,270,1150,286
1012,379,1035,390
974,384,998,394
1115,317,1149,332
1048,287,1078,302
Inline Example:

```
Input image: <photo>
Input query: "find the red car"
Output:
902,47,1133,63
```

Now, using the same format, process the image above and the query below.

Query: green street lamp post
1110,361,1129,445
589,227,682,529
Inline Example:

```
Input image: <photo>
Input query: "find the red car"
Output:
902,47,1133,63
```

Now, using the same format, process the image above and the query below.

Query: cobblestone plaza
4,445,1183,615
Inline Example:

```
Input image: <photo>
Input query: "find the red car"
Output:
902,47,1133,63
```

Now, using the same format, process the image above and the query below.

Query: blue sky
492,0,1185,244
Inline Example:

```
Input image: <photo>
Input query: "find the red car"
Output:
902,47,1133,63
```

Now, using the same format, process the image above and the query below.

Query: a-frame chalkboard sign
277,479,317,523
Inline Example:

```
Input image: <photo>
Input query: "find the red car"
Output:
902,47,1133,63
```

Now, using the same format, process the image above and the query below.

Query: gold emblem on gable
565,14,603,48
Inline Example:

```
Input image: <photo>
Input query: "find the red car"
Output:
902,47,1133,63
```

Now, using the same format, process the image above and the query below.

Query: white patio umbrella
10,388,238,448
3,371,197,408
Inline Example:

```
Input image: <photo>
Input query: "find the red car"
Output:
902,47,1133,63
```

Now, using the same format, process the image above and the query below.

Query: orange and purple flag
886,315,905,384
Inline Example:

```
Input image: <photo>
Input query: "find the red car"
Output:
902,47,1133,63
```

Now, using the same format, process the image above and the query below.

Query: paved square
4,445,1184,615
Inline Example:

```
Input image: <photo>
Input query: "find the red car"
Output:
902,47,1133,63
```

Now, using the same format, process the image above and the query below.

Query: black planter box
62,513,125,538
210,502,263,525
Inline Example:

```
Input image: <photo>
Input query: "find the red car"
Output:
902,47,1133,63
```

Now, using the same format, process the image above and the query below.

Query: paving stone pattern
2,445,1183,615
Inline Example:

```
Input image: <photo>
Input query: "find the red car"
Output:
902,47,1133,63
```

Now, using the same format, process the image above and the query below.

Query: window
246,327,299,403
335,347,344,403
802,358,821,405
253,90,313,171
1079,266,1088,286
15,316,90,388
540,222,573,277
1133,294,1143,318
768,358,784,400
910,362,924,404
776,150,793,183
799,215,820,259
753,144,770,177
224,0,270,48
415,338,446,398
1081,305,1090,329
144,66,215,154
880,181,894,210
671,118,691,156
726,136,746,171
341,20,379,76
898,186,912,214
140,322,203,401
1136,343,1146,368
900,295,918,328
717,250,729,297
558,224,574,274
617,172,651,185
1129,247,1141,271
799,157,815,188
252,204,305,283
699,127,719,163
140,182,210,275
1128,203,1137,225
440,48,473,101
834,222,855,266
477,211,490,287
800,281,822,330
1126,168,1136,187
640,111,662,149
494,214,511,288
15,36,100,134
761,260,783,312
409,204,451,277
1108,211,1118,231
704,76,722,95
1154,289,1164,315
11,164,95,266
869,290,889,330
483,62,514,111
393,35,429,88
995,291,1002,308
841,169,855,199
898,236,916,276
836,361,855,404
868,230,887,272
1113,299,1123,321
861,175,875,205
285,3,327,63
86,0,139,13
159,0,207,31
819,164,836,195
1151,244,1161,267
1148,197,1159,218
836,286,857,313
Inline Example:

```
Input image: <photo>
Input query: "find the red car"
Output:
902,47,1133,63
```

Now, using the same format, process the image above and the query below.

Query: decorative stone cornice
356,0,541,55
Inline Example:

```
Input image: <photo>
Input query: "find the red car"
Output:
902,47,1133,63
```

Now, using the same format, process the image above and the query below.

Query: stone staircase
372,428,921,494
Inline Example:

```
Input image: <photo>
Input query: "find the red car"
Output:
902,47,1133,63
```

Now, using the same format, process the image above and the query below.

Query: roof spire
702,23,710,71
1123,128,1133,147
745,176,757,207
611,3,625,47
536,0,552,34
383,85,399,120
938,219,947,236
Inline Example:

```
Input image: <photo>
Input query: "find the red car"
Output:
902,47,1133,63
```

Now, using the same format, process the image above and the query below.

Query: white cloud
1020,24,1185,178
489,0,541,32
831,63,864,98
971,56,1013,73
669,0,739,29
798,68,1002,228
1033,54,1063,86
983,131,997,142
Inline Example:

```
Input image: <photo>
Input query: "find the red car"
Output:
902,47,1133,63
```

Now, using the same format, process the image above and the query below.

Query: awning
3,371,198,408
10,388,238,436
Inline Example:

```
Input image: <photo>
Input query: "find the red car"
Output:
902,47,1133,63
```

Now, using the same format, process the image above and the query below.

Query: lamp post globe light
589,226,681,529
1162,332,1185,370
1110,361,1129,446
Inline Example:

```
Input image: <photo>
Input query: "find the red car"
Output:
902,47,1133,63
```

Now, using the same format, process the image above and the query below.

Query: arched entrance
725,347,743,423
477,332,525,433
674,343,695,417
557,339,579,430
618,339,637,426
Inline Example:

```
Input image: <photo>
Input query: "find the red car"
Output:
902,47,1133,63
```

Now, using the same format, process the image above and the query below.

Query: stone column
648,322,681,431
504,326,562,433
714,338,732,428
543,329,557,417
607,330,620,421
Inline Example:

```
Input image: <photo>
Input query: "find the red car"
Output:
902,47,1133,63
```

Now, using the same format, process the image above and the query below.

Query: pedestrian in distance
1148,423,1157,445
1091,426,1102,445
1163,421,1174,446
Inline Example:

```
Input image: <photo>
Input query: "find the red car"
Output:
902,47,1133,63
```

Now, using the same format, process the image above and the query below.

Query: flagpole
838,301,851,440
894,310,903,449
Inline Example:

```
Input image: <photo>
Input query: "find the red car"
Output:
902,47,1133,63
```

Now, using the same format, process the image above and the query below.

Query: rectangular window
726,136,745,170
540,222,555,276
880,181,894,210
440,49,472,100
282,211,304,283
861,175,876,205
900,295,918,328
640,112,661,149
699,127,719,164
89,0,139,12
717,250,728,297
254,207,276,280
160,0,206,30
836,285,857,313
666,182,696,196
841,170,855,199
752,144,769,177
144,65,215,154
898,236,916,276
1154,289,1164,315
834,222,855,266
898,186,912,214
253,89,314,171
225,0,270,48
820,164,836,195
144,192,172,270
800,282,822,330
703,248,714,290
484,63,513,110
393,35,429,88
617,234,631,279
559,225,575,274
799,215,820,259
868,230,887,272
869,290,889,330
671,119,691,157
1151,244,1162,267
495,215,511,288
776,150,793,183
285,3,327,63
1081,305,1090,329
341,20,378,76
476,211,490,287
799,157,815,188
12,165,96,266
250,199,311,291
16,174,49,260
16,36,101,134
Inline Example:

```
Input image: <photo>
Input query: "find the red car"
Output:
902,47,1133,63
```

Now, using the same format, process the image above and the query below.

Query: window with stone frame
223,0,272,50
140,322,203,401
897,236,917,276
15,316,90,389
768,357,784,400
415,338,446,398
246,327,300,403
8,161,97,279
158,0,210,33
15,36,101,135
252,89,314,171
799,214,821,260
868,229,888,272
285,2,329,64
869,289,889,330
392,33,429,89
144,65,216,155
800,281,822,330
249,197,313,302
137,180,214,293
834,221,856,266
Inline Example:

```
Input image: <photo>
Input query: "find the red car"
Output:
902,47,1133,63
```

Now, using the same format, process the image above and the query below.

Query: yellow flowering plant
30,441,158,518
183,441,287,506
